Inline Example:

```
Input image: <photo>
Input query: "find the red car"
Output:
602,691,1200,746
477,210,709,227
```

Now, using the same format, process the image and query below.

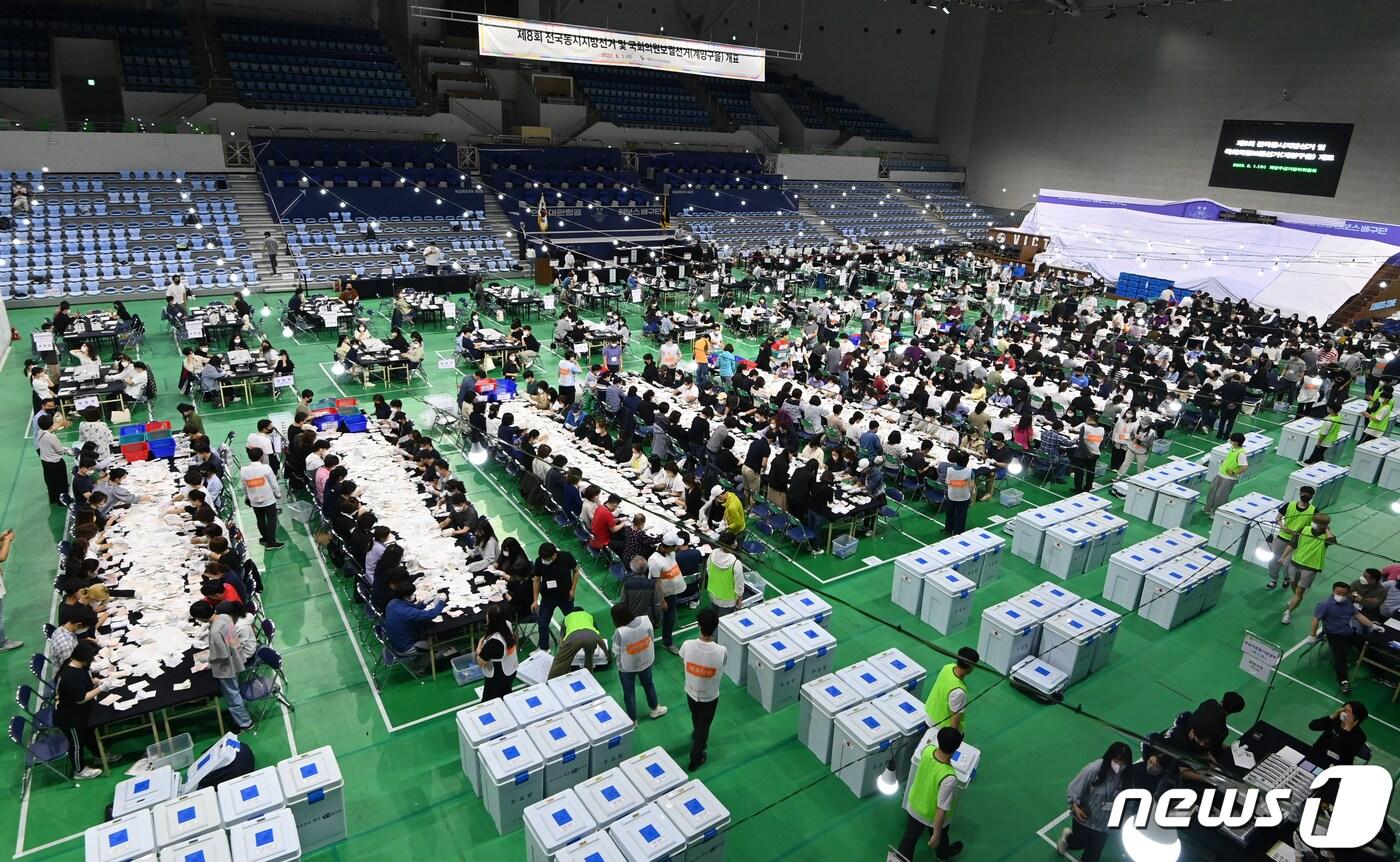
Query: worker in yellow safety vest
1362,385,1394,443
1266,485,1315,590
893,726,966,861
1203,432,1249,517
924,647,979,731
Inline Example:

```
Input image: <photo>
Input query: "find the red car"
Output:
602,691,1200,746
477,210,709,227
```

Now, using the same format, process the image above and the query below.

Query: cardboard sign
32,331,54,352
543,295,557,311
630,288,643,303
683,330,696,341
73,395,100,411
443,302,457,318
320,312,339,328
272,374,295,388
184,320,204,339
437,356,457,370
573,342,589,355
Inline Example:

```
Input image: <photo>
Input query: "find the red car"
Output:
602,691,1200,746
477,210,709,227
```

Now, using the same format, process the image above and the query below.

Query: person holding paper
190,601,254,732
55,640,111,779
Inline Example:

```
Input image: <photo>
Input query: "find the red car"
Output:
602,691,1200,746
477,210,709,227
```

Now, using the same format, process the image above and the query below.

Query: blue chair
16,684,55,728
8,715,72,780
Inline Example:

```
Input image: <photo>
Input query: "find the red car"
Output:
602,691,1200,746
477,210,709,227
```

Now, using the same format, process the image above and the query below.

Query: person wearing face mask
1308,580,1385,694
1266,485,1315,590
1282,513,1337,625
1308,700,1369,766
1056,742,1133,862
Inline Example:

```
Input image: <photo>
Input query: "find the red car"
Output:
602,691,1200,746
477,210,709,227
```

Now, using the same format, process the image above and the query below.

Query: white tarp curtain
1020,197,1395,321
477,15,766,82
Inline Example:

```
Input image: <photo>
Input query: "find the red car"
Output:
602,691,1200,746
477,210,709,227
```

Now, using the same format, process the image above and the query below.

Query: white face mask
1111,762,1124,774
1333,594,1349,604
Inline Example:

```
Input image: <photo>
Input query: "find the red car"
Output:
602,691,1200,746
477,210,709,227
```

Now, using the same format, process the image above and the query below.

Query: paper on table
1275,746,1304,766
1266,840,1298,862
172,680,192,691
99,694,122,706
1230,742,1256,770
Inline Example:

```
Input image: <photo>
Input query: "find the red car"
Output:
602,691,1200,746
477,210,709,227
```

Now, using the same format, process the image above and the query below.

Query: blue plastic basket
148,437,177,458
342,414,369,433
313,413,342,432
118,423,147,438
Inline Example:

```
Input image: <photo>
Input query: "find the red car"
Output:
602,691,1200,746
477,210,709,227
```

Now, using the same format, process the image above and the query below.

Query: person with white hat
648,532,686,654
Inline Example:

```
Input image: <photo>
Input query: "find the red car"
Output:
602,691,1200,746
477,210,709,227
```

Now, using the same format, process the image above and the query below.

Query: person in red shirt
590,494,625,552
199,579,240,607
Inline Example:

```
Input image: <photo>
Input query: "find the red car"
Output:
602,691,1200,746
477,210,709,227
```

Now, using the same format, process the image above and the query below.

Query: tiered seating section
221,18,415,112
256,138,511,278
708,80,767,127
757,79,832,129
810,85,912,141
0,4,196,92
899,182,998,239
681,212,823,253
569,65,711,130
799,181,947,244
883,156,953,173
638,151,794,213
481,146,646,208
1,170,258,300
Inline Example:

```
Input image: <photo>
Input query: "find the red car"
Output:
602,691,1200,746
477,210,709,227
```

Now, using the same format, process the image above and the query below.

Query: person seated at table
545,455,568,503
384,579,447,668
69,341,101,368
639,455,664,489
1308,701,1369,766
405,332,425,373
199,574,241,608
561,470,584,519
586,416,612,449
121,360,151,402
338,280,360,307
712,437,741,479
466,519,500,575
561,398,586,435
227,330,252,354
439,492,479,545
198,355,235,406
77,492,111,531
387,327,409,353
531,384,555,413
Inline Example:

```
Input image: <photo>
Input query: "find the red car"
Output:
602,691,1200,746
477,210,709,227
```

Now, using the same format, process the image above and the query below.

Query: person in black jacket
55,640,107,778
1215,373,1249,439
787,458,818,521
1309,701,1368,765
371,545,413,614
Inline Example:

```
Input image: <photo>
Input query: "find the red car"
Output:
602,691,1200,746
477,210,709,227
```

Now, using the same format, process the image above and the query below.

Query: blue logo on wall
1185,203,1213,220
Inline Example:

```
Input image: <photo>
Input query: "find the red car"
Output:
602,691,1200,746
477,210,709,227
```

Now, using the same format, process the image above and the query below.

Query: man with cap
648,531,686,654
712,485,746,536
893,726,966,860
925,647,978,731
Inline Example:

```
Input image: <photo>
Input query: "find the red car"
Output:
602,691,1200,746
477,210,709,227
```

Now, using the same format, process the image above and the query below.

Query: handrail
450,98,502,136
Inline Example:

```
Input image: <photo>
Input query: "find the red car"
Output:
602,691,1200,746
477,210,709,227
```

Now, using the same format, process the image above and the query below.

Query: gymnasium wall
959,0,1400,222
0,130,227,172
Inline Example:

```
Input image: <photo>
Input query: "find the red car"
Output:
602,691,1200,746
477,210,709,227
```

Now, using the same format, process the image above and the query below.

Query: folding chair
8,716,72,781
240,645,293,721
371,624,425,690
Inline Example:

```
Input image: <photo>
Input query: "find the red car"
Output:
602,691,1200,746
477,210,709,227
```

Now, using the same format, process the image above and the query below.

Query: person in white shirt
166,274,188,312
245,418,282,474
610,603,667,721
679,609,726,770
240,448,283,548
647,533,686,652
422,243,442,275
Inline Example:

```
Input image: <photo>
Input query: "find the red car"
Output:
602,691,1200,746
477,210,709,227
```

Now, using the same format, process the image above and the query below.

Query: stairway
386,35,436,115
796,200,846,243
1328,263,1400,328
884,184,958,239
683,77,725,131
184,12,236,103
225,175,297,292
481,191,522,254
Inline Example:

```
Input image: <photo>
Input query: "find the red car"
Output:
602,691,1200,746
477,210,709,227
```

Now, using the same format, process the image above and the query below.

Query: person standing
240,447,284,549
610,602,668,721
557,354,582,407
548,609,605,679
648,532,686,654
1362,385,1394,443
1056,742,1133,862
1215,373,1248,439
0,529,19,652
531,542,580,651
1308,580,1384,694
1266,485,1316,590
1069,414,1105,494
894,726,965,861
679,609,725,771
923,647,978,731
1283,513,1338,625
1303,402,1345,466
1203,432,1248,517
693,331,711,389
941,451,974,536
55,640,111,779
36,414,71,506
475,605,517,701
422,242,442,276
705,531,745,616
190,601,253,732
262,231,279,275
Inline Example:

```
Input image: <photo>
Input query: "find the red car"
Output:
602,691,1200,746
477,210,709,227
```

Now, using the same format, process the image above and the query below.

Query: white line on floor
1275,670,1400,735
316,361,349,397
1034,809,1072,857
1280,636,1314,661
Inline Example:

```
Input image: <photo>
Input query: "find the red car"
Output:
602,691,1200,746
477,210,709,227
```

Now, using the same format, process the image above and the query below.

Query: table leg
429,635,438,680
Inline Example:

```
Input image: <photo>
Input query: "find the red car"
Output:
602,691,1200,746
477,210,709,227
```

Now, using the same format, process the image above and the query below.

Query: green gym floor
2,287,1398,861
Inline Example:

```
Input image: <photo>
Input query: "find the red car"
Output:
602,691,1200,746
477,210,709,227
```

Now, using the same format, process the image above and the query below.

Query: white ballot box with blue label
831,703,901,798
576,768,645,829
182,733,243,795
753,596,800,631
550,669,607,712
609,802,688,862
1278,417,1322,461
1351,437,1400,484
621,747,688,802
964,529,1007,585
1185,550,1231,612
1208,432,1273,475
574,695,636,776
1209,493,1280,555
892,548,938,617
659,780,730,862
1084,513,1129,569
867,648,927,697
872,688,930,784
906,734,982,813
524,788,598,862
836,660,895,702
276,746,345,854
529,712,592,796
1039,611,1100,685
517,650,555,686
1104,544,1160,610
919,569,976,635
1029,582,1079,615
226,808,301,862
1122,469,1172,522
216,767,286,828
1139,561,1205,630
1286,462,1348,510
746,629,807,712
715,607,771,686
1341,398,1370,438
1159,528,1207,556
159,830,231,862
785,589,832,627
1042,518,1095,579
480,730,546,834
152,788,221,850
978,599,1041,674
913,541,980,583
1152,483,1199,530
1064,492,1112,517
1010,656,1070,699
1383,449,1400,492
507,684,566,726
1013,590,1059,625
1009,503,1075,563
1071,599,1122,673
788,621,837,682
555,831,627,862
458,699,519,795
114,766,179,819
937,534,992,584
86,810,156,862
799,673,862,764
